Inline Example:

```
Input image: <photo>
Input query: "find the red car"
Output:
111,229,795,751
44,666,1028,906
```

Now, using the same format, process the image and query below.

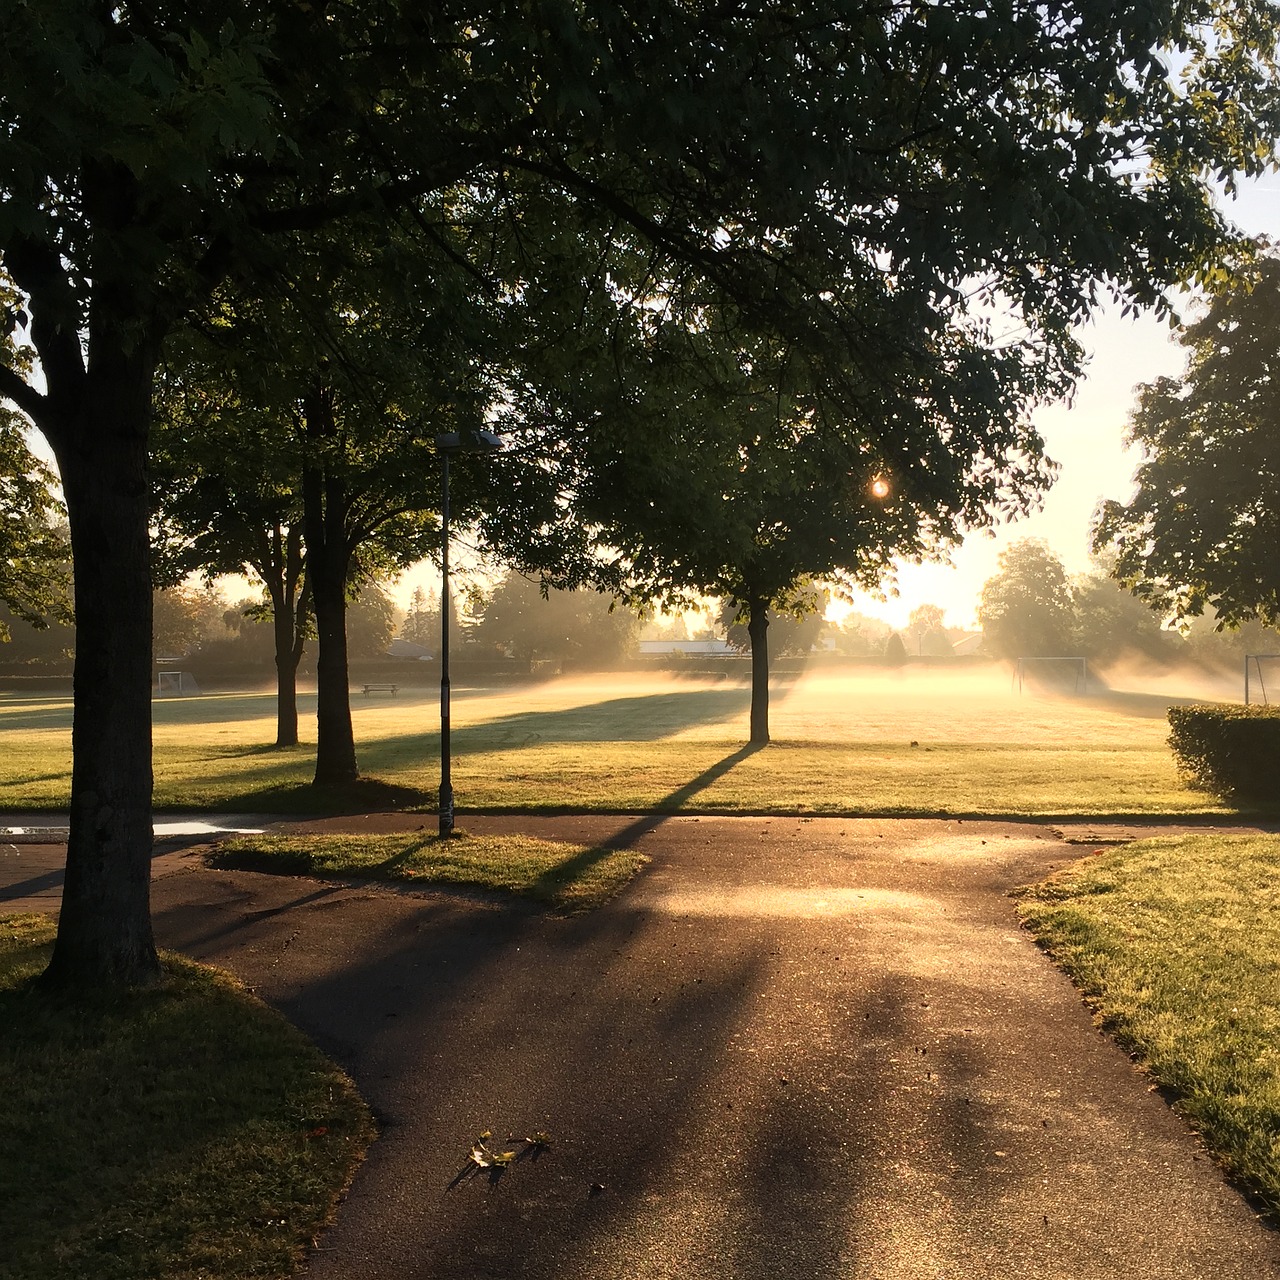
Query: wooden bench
362,683,399,697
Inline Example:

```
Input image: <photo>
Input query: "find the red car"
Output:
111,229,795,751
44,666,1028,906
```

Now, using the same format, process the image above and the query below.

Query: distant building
637,638,734,656
950,632,985,657
387,639,433,660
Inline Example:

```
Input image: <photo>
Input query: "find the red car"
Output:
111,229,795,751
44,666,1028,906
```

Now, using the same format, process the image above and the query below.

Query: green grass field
0,667,1252,817
1020,835,1280,1218
0,914,374,1280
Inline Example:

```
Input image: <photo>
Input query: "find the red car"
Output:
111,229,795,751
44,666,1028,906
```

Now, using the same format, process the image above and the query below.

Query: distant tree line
977,539,1280,667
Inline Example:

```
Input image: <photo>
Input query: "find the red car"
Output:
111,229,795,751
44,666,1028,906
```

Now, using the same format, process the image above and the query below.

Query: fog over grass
1,662,1262,817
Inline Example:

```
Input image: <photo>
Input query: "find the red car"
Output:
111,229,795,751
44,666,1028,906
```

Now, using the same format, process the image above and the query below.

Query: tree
151,339,313,748
476,574,640,669
0,604,75,667
830,614,891,657
883,632,910,666
718,586,828,660
1071,561,1180,664
152,585,223,659
399,587,440,652
346,583,399,661
153,217,497,777
979,540,1078,659
0,455,69,642
2,3,1277,989
907,605,948,657
1095,252,1280,631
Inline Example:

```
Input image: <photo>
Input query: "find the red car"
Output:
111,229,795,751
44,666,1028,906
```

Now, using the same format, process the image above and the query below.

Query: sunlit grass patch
0,914,374,1280
1020,835,1280,1217
209,831,648,912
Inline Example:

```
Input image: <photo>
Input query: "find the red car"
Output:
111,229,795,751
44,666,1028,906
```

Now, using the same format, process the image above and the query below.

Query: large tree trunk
7,161,167,992
41,347,163,990
747,595,770,745
273,620,300,747
308,546,355,783
263,524,308,749
301,396,358,785
270,589,303,748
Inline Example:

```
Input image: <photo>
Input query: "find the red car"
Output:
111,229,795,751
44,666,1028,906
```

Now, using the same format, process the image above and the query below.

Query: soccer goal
156,670,200,696
1244,654,1280,706
1014,656,1089,695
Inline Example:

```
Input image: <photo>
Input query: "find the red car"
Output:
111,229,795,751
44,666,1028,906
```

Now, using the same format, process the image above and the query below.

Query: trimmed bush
1167,704,1280,801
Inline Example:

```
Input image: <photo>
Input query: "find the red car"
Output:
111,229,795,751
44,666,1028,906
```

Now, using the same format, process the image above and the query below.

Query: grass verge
1019,834,1280,1218
209,831,649,912
0,914,375,1280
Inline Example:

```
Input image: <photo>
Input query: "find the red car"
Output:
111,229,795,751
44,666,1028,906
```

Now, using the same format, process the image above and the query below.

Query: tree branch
4,237,87,425
0,362,48,424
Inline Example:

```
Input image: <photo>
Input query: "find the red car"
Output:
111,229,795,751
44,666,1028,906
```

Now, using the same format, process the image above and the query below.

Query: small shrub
883,632,909,665
1167,704,1280,800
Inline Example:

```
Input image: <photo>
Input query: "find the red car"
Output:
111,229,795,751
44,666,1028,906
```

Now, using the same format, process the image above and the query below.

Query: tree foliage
718,587,828,659
1072,563,1180,663
151,225,487,768
0,277,68,639
345,582,399,661
152,585,223,659
399,587,440,652
979,540,1079,658
0,430,68,641
483,7,1280,739
475,573,640,669
1095,252,1280,630
907,604,953,657
980,542,1180,662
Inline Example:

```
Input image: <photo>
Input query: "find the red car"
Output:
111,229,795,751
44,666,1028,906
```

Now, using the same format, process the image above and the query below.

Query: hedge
1167,704,1280,801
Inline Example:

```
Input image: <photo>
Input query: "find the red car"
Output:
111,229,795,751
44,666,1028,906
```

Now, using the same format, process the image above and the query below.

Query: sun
870,476,891,500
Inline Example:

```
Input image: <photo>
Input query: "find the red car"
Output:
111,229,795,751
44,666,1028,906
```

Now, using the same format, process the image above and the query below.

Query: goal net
1244,654,1280,706
156,670,200,696
1014,656,1088,695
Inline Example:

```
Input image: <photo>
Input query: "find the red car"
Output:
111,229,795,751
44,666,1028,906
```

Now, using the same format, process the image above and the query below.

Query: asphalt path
92,814,1280,1279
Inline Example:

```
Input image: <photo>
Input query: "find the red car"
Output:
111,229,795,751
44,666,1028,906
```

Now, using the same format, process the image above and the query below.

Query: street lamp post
435,429,502,837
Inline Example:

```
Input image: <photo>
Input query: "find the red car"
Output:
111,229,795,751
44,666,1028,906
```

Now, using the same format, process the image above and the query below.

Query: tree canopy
1095,251,1280,630
0,424,68,641
980,541,1179,662
979,540,1079,659
475,573,640,669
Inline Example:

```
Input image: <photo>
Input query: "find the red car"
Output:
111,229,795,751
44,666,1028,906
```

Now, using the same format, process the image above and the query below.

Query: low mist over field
431,659,1262,748
0,660,1255,816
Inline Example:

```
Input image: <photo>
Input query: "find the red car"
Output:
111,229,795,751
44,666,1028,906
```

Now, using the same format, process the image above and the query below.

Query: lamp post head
434,428,503,454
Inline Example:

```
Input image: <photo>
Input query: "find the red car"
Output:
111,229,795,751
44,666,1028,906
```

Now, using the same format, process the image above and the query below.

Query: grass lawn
0,668,1255,817
1020,834,1280,1218
0,914,375,1280
210,831,648,911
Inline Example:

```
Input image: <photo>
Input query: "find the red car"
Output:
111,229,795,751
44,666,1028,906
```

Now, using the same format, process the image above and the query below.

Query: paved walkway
5,815,1279,1277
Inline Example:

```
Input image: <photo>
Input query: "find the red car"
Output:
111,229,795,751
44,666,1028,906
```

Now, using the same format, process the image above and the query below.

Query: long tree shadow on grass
524,747,762,875
353,680,797,774
450,686,758,748
154,682,791,815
